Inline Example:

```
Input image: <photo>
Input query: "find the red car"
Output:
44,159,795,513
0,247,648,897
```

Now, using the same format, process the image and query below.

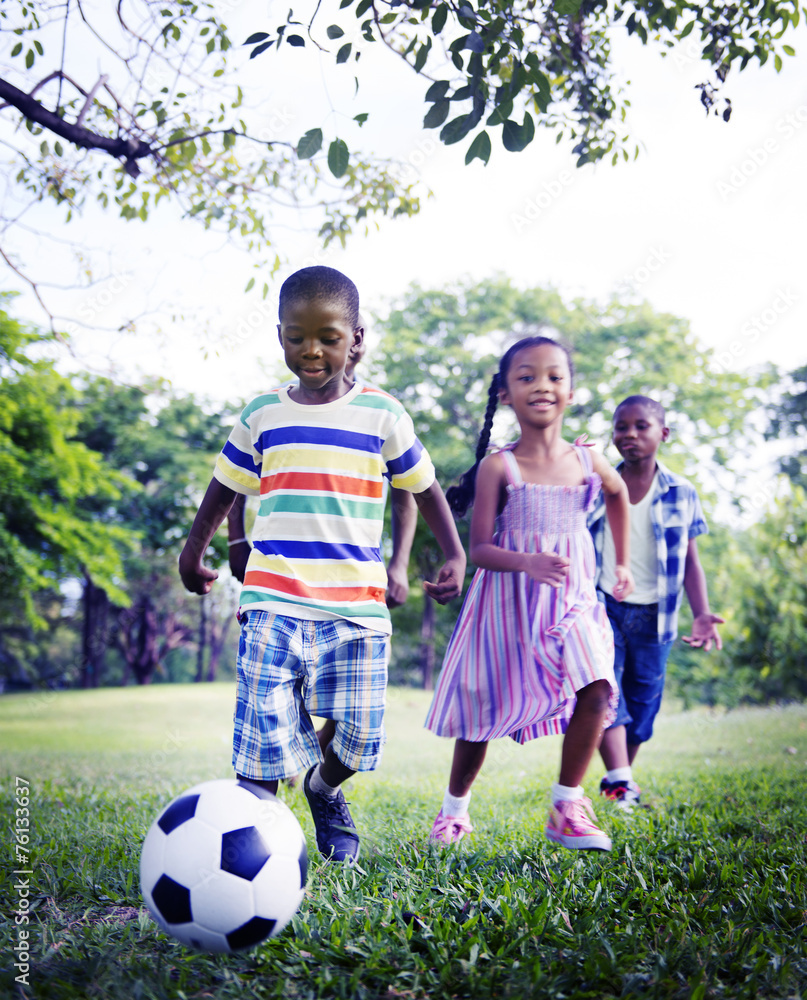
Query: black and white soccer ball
140,778,307,952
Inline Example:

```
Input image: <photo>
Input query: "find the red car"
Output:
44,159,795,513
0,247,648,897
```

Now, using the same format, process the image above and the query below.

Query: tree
767,364,807,489
0,1,421,330
368,276,768,686
0,296,133,681
2,2,802,331
70,378,240,685
251,1,804,167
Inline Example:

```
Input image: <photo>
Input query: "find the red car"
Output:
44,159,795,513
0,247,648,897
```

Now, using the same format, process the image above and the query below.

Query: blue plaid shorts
232,610,390,781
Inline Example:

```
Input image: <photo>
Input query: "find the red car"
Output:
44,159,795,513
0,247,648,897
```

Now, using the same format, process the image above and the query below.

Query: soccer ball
140,778,307,952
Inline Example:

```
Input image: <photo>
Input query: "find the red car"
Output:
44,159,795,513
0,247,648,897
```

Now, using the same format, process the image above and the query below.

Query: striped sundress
425,444,618,744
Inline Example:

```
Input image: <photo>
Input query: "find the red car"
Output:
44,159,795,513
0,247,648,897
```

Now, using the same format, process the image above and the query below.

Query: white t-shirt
600,472,659,604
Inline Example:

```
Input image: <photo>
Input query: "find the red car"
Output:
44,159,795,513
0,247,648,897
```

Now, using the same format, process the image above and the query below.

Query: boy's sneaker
429,809,473,845
600,777,642,811
303,766,360,863
545,797,612,851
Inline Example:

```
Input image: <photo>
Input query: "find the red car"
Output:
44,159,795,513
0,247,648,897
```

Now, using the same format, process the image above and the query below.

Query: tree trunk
206,609,233,682
195,595,208,682
81,573,109,688
419,592,436,691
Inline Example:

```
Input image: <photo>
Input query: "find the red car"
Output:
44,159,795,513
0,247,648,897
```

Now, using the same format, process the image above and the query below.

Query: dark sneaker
600,777,642,811
303,766,360,863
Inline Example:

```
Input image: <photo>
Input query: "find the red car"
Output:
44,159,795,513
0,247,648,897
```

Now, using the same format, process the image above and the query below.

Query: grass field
1,684,806,999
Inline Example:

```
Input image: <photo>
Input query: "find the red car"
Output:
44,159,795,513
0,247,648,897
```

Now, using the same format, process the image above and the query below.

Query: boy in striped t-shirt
179,266,466,863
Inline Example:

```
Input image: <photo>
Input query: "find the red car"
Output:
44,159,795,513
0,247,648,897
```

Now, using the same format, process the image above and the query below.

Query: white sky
3,5,807,411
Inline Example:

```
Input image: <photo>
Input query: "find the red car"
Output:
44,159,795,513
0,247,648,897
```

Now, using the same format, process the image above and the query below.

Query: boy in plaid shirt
588,396,724,809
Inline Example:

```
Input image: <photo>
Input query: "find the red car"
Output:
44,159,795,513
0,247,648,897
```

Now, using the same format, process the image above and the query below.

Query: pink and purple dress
425,444,618,744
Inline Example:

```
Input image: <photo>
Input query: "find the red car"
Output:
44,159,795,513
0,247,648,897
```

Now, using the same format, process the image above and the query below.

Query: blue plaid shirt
587,460,708,643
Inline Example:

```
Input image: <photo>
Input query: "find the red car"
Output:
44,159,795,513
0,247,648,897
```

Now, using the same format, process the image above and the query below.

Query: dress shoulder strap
498,446,522,486
574,443,594,478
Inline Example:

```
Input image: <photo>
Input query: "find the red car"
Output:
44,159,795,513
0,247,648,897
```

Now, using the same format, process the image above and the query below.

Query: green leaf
414,38,432,72
554,0,581,15
287,34,305,46
440,114,472,145
328,138,350,177
326,24,345,39
465,130,491,165
337,42,352,63
250,40,274,58
425,80,450,102
783,44,796,55
423,99,450,129
353,112,369,125
296,128,323,159
679,20,695,38
11,42,22,57
245,277,255,292
355,0,372,16
25,48,34,69
501,113,535,152
244,32,270,44
432,3,448,33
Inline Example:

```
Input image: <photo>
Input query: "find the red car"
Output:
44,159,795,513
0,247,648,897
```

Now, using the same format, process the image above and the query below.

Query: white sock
309,763,339,797
442,788,471,818
551,782,584,804
606,766,633,784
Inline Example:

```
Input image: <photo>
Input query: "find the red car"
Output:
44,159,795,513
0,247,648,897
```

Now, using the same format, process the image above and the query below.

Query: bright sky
3,6,806,411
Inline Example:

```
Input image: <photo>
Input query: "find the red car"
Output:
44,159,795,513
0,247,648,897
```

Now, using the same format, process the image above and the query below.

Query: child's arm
386,487,417,607
411,481,467,604
468,453,571,586
681,537,725,650
590,451,634,601
227,491,251,583
179,478,238,594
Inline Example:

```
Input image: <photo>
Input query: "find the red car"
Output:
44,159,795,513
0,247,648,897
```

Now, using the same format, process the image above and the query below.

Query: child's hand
682,612,725,651
386,561,410,608
611,565,634,602
179,545,219,595
423,556,466,604
524,552,571,588
574,433,595,448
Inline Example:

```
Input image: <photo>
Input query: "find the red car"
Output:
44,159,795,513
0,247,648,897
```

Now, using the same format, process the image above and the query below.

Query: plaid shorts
232,610,390,782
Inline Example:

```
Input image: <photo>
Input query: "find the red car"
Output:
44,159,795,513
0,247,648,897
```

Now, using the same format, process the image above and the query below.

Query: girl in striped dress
425,337,634,851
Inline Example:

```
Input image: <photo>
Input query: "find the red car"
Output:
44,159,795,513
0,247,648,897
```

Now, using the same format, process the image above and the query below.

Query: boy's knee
579,679,612,714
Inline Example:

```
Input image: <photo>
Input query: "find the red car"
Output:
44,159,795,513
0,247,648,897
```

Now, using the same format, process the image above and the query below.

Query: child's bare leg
449,739,488,796
559,680,612,788
599,724,631,770
317,718,337,754
237,775,279,795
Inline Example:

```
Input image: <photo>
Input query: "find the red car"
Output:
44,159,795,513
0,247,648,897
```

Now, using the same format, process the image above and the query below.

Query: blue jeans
602,593,674,745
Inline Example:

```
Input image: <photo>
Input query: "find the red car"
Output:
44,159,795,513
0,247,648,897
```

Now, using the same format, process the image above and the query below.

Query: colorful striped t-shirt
213,383,435,634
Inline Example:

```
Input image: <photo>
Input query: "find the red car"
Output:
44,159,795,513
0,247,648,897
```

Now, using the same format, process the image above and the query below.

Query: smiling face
499,342,573,427
277,297,362,403
612,401,670,465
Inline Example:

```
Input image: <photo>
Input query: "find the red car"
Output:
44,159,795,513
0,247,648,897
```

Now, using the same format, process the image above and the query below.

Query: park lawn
1,684,806,1000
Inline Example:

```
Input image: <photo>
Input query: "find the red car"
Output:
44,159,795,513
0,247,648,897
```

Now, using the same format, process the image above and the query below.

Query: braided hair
445,336,574,517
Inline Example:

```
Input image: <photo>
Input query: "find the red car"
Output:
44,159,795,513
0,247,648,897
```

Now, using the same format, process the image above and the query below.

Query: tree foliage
0,1,421,327
767,364,807,489
250,0,803,168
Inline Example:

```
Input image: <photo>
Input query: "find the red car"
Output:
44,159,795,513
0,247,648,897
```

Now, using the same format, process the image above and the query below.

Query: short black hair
278,266,360,328
614,395,666,424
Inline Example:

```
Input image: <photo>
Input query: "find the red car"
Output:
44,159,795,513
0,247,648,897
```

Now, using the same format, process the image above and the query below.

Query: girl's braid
446,373,501,517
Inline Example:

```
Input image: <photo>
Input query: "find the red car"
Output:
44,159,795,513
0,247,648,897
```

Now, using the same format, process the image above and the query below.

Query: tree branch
0,77,152,173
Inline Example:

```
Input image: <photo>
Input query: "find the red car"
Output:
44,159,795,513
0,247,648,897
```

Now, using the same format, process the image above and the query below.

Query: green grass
1,685,806,999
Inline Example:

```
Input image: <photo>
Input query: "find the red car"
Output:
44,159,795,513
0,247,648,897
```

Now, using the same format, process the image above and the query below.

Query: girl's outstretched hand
524,552,571,588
